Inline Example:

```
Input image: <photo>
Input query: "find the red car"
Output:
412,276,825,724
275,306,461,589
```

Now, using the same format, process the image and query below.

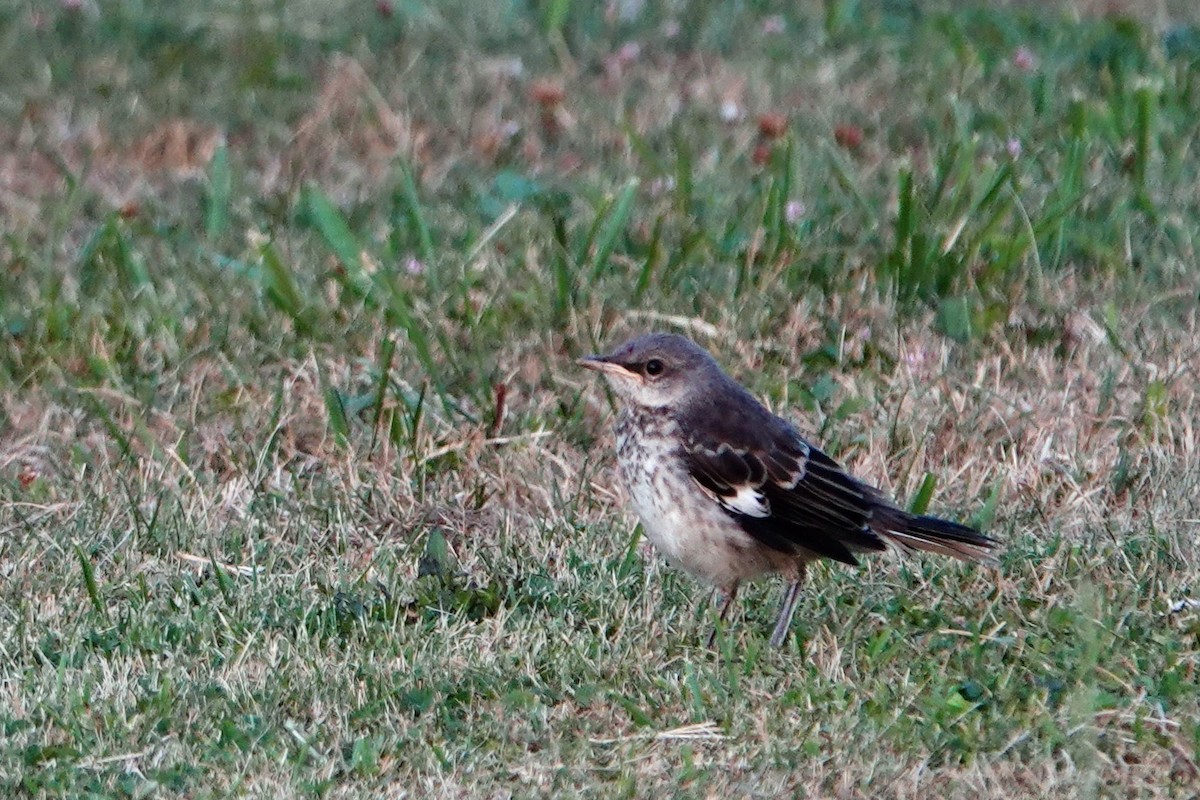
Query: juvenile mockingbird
579,332,998,648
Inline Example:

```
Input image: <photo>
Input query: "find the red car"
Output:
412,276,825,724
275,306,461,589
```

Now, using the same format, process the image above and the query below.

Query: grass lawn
2,1,1200,796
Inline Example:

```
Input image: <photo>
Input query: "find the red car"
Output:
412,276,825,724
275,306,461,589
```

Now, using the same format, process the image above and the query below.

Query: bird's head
578,332,721,409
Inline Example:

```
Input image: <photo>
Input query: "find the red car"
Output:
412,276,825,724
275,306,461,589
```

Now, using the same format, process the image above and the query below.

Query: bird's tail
880,512,1000,565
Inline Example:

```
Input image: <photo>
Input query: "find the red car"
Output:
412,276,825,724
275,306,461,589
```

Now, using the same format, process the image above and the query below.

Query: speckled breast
613,407,780,587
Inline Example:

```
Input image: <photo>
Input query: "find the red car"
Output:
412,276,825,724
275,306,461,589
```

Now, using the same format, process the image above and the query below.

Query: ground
1,1,1199,797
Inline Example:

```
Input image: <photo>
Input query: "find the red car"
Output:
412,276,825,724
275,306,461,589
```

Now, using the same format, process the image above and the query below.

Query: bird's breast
614,408,784,587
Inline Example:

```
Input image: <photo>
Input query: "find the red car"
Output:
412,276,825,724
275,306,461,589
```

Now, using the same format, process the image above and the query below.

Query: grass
2,0,1200,796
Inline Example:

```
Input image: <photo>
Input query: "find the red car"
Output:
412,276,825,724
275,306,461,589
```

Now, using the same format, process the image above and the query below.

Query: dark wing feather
683,425,888,566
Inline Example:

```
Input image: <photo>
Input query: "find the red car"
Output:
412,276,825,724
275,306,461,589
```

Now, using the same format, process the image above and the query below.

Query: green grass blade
305,186,368,294
765,139,793,258
759,176,783,268
258,243,309,332
79,217,150,295
972,479,1003,533
75,544,108,621
318,362,351,446
549,210,572,320
370,337,397,452
633,215,663,301
826,144,875,224
205,144,231,239
935,296,973,343
418,528,454,581
251,378,289,485
890,167,916,297
615,527,644,581
908,472,938,515
620,119,668,176
542,0,571,35
397,162,435,266
611,692,653,728
406,381,427,457
588,178,639,281
1133,83,1155,200
386,294,435,378
116,222,149,294
574,196,610,268
673,128,694,215
80,393,133,460
208,549,236,606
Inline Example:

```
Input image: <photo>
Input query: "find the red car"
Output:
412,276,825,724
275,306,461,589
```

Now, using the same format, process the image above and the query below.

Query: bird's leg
768,563,806,648
705,583,739,649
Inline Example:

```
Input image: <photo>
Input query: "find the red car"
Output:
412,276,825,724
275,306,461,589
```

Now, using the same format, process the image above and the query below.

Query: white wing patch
690,477,771,518
721,484,771,517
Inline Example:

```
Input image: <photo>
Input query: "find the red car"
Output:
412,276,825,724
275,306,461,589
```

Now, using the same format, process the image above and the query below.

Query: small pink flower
61,0,83,9
1012,47,1037,72
1006,138,1022,159
616,41,641,66
761,15,786,35
902,346,934,376
649,176,676,197
661,19,680,39
404,257,425,276
785,200,806,224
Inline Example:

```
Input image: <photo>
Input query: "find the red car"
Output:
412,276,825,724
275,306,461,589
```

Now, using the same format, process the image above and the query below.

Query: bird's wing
683,425,889,565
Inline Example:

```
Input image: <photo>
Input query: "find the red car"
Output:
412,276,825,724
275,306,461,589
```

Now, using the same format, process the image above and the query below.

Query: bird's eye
644,359,665,377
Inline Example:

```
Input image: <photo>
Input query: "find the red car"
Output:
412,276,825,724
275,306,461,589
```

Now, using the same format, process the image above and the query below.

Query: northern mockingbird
579,332,998,647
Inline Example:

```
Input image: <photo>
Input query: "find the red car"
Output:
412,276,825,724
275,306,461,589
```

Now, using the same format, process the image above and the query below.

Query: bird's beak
577,355,634,378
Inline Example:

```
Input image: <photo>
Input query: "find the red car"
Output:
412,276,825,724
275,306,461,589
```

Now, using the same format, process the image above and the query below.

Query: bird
578,332,998,648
